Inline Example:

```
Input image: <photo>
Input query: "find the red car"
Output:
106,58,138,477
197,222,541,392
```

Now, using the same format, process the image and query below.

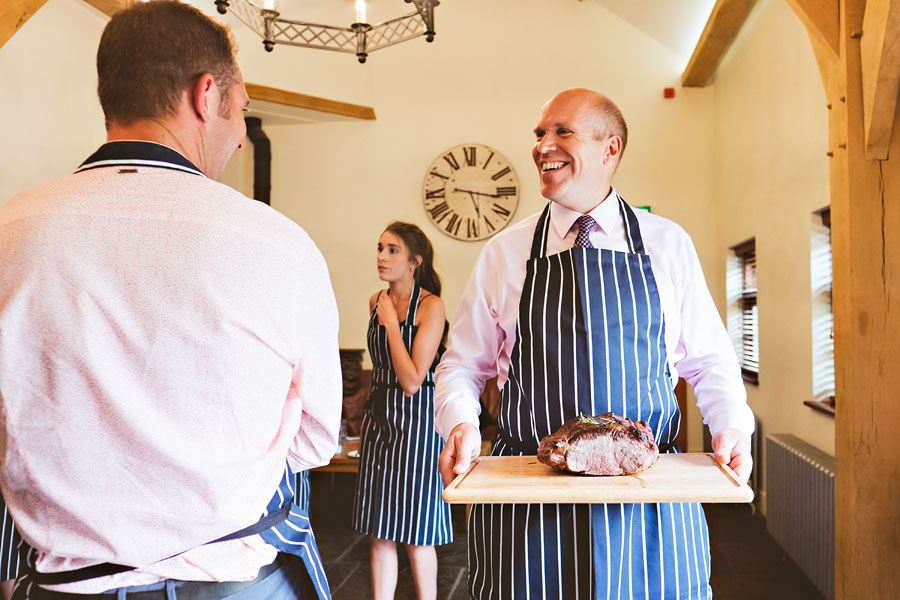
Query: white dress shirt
435,187,754,440
0,153,342,592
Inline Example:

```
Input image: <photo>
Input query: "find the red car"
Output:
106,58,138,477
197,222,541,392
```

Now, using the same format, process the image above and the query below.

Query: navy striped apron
8,141,332,599
11,463,330,599
0,489,25,581
468,198,711,599
352,283,452,546
294,470,311,514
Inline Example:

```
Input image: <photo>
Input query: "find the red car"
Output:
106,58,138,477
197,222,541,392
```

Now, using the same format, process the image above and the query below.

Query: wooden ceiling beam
0,0,49,50
860,0,900,159
82,0,130,18
682,0,759,88
784,0,840,57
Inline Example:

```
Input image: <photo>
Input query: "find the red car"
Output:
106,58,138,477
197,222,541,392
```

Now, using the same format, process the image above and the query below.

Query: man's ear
605,136,622,165
192,73,216,122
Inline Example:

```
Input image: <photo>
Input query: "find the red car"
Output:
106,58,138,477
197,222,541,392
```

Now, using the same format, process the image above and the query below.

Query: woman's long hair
383,221,448,353
384,221,441,296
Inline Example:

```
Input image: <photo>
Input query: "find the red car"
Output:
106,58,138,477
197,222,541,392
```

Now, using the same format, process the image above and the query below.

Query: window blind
733,239,758,384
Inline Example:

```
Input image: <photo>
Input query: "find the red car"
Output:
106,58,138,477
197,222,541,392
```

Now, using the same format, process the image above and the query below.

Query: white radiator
765,434,834,600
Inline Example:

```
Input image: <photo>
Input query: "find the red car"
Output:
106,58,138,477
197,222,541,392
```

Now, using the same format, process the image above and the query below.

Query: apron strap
405,282,422,326
529,204,553,260
21,462,300,587
22,504,293,587
617,194,647,255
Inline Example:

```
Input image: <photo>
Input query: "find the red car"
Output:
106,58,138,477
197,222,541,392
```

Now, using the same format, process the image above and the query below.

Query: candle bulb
262,0,275,10
355,0,366,23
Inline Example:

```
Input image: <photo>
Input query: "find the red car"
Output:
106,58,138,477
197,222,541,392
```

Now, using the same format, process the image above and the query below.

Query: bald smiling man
435,88,754,600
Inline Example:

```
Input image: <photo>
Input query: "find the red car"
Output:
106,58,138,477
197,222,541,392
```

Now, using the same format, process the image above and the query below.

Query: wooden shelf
246,83,376,123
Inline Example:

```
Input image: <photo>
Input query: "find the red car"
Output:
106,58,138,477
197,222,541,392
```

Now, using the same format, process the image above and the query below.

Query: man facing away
436,88,754,599
0,1,341,598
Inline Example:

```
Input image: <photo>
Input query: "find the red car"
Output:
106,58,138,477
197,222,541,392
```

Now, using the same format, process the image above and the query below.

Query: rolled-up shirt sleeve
286,242,343,471
671,231,755,438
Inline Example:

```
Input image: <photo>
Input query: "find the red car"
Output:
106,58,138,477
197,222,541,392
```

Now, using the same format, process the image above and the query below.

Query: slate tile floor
308,472,824,600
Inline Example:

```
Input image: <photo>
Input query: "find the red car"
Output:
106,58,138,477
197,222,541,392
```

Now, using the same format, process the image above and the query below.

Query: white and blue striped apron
468,198,711,599
12,464,331,600
9,141,333,599
294,470,311,514
352,283,452,546
0,489,25,581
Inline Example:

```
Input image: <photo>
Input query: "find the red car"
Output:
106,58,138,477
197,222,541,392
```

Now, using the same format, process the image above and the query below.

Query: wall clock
422,143,519,241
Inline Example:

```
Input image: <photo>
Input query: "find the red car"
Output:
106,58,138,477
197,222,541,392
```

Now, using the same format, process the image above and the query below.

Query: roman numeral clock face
422,143,519,241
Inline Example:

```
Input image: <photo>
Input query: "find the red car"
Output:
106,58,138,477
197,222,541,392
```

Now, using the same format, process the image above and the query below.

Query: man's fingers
438,438,458,487
439,423,479,487
729,454,753,484
711,428,753,485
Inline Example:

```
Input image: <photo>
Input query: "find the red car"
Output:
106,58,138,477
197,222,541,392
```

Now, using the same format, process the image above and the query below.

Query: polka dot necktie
574,214,596,248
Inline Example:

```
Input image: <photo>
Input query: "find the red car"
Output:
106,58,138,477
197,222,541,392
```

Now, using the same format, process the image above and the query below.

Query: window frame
806,207,835,416
731,238,759,385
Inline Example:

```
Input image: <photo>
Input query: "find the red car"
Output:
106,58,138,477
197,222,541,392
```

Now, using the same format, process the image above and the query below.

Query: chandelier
214,0,439,63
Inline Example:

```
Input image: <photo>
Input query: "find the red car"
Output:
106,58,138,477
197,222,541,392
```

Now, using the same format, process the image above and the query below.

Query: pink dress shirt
0,151,342,592
435,188,754,440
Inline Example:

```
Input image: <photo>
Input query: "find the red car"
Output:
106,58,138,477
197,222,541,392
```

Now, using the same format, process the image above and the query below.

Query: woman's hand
375,294,400,330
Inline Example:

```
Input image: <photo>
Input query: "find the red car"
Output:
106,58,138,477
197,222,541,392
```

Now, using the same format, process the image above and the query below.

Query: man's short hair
97,0,238,127
590,95,628,160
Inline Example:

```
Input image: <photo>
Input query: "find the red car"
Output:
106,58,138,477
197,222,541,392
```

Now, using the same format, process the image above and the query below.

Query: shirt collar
549,186,619,239
76,141,205,177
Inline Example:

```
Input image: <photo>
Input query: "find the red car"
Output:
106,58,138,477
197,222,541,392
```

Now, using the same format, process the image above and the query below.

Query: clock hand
453,188,499,199
467,191,481,220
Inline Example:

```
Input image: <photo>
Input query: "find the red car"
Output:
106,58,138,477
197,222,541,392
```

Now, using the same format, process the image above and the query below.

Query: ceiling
214,1,717,63
586,0,718,61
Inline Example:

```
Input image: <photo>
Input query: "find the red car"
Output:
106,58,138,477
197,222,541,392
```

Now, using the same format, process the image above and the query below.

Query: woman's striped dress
0,489,24,581
351,283,452,546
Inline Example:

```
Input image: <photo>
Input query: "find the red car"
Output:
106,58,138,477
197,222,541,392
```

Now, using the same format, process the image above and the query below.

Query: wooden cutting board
442,453,753,504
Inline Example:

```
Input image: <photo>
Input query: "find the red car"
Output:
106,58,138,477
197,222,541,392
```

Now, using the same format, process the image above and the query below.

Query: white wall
711,0,835,510
2,0,725,451
234,0,721,452
0,0,107,201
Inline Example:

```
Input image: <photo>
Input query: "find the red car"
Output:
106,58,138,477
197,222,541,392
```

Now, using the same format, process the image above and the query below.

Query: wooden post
795,0,900,596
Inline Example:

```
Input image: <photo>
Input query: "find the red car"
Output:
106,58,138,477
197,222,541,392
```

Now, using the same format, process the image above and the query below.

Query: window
728,238,758,384
808,208,835,415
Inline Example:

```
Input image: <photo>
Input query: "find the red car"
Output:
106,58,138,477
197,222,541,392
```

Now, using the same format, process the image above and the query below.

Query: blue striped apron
12,464,331,599
0,489,25,581
352,283,452,546
8,141,332,599
468,198,711,599
294,470,311,514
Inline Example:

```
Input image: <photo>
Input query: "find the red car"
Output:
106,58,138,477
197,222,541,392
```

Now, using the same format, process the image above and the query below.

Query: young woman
351,222,452,600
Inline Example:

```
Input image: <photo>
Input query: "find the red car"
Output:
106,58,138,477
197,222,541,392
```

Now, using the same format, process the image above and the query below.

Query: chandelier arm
407,0,439,41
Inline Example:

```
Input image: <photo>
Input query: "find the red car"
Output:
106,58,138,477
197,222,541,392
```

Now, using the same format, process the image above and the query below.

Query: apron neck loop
530,195,647,258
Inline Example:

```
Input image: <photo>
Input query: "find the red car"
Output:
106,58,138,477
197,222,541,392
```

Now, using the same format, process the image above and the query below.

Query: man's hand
711,428,752,484
438,422,481,487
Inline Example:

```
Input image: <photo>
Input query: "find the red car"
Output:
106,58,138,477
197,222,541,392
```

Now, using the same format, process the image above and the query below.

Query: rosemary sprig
578,413,616,426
